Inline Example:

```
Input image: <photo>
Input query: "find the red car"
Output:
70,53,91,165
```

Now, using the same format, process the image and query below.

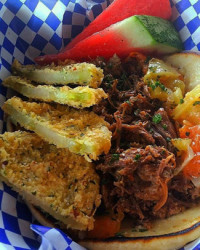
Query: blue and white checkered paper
0,0,200,249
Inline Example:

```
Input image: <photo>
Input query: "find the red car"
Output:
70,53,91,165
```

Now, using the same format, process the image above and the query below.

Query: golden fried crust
12,59,104,88
2,97,112,161
0,131,101,230
3,76,107,108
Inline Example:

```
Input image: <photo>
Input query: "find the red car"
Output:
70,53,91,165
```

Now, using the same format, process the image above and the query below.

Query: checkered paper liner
0,0,200,249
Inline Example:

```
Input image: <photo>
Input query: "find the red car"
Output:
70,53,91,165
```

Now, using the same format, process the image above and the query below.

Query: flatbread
80,206,200,250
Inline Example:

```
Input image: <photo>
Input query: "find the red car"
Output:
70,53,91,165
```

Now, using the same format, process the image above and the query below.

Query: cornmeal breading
0,131,101,230
12,60,103,88
3,97,112,161
3,76,107,108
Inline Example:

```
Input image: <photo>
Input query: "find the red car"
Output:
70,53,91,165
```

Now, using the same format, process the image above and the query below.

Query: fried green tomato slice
12,60,103,88
3,76,107,108
3,97,112,161
0,131,101,230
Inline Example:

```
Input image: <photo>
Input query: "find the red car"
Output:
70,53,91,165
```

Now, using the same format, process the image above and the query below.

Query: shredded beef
170,174,200,202
97,146,176,224
92,54,200,227
151,195,186,219
93,57,177,153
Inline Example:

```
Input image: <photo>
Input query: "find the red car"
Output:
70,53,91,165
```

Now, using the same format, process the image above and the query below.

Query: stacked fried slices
0,60,112,231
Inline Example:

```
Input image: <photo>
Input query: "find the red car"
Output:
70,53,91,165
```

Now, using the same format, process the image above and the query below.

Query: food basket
0,0,200,249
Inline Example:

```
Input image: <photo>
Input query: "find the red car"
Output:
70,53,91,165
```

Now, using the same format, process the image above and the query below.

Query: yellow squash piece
3,97,112,161
144,58,185,107
12,60,104,88
0,131,101,230
171,138,192,156
3,76,107,109
144,58,182,85
172,84,200,125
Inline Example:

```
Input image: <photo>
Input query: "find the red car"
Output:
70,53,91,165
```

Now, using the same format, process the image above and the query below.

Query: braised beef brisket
92,54,199,226
97,146,176,219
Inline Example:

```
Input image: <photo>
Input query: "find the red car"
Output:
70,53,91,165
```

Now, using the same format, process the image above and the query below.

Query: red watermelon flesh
65,0,172,50
35,15,182,65
36,30,130,65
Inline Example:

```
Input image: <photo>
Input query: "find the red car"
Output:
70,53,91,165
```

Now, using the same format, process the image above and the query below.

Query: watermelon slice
35,15,182,65
66,0,172,50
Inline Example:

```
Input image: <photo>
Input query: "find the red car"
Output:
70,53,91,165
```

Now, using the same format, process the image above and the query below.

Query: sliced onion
190,176,200,188
175,146,195,175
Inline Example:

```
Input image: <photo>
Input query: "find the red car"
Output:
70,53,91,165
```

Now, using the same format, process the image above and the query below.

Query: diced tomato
183,155,200,178
179,125,200,178
179,125,190,139
179,125,200,153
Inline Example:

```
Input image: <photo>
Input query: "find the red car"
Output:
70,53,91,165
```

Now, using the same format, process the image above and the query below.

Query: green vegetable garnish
149,80,167,92
162,124,167,130
134,154,141,161
111,153,120,162
152,114,162,124
115,232,124,237
193,101,200,106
